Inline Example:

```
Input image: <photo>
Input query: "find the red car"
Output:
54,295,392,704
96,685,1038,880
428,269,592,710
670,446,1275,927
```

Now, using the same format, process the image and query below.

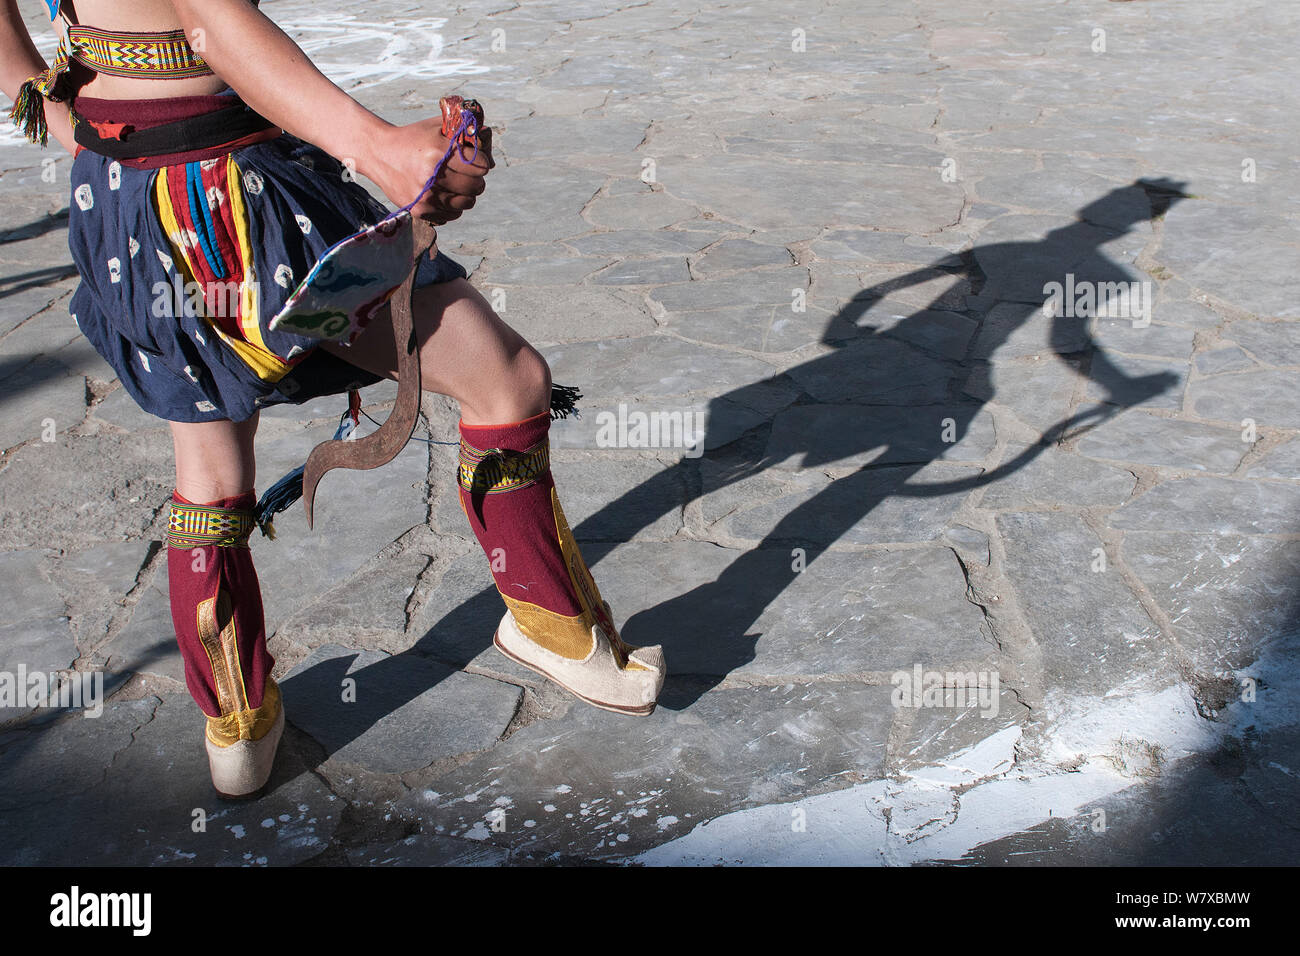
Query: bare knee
461,344,551,425
170,417,258,502
514,345,553,418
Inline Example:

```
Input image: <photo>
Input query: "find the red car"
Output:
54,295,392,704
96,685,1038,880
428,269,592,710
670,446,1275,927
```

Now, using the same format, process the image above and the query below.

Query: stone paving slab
276,546,432,644
1085,353,1188,411
404,550,540,685
1159,204,1300,319
1109,476,1300,535
1155,291,1224,331
0,355,86,451
0,280,73,339
0,431,175,551
996,512,1171,698
619,541,994,677
393,679,898,860
977,443,1137,510
0,697,157,813
1189,369,1300,429
962,359,1078,432
1122,534,1300,678
49,538,156,652
0,289,76,360
99,565,185,685
1074,409,1247,474
1195,345,1254,376
1245,439,1300,480
699,460,983,545
345,834,510,866
0,694,342,865
765,405,996,470
0,549,75,725
249,419,432,637
487,285,656,345
281,644,522,774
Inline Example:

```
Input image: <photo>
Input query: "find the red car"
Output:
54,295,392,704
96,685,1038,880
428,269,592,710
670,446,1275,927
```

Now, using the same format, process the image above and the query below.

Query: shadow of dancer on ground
279,178,1189,764
598,177,1187,707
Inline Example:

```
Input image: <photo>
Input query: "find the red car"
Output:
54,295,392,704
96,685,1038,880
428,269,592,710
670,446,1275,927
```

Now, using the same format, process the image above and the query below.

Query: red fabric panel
168,489,273,715
457,412,584,618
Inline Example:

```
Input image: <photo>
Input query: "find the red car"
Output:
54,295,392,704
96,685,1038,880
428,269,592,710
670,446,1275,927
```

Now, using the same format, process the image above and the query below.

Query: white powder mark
632,669,1300,866
277,9,489,94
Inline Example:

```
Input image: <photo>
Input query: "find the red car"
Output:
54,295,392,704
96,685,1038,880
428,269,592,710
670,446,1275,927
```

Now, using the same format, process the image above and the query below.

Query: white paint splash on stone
632,668,1299,866
269,6,489,93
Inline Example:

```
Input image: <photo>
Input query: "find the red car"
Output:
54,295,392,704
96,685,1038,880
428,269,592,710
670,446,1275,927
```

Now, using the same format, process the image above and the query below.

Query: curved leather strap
299,219,437,528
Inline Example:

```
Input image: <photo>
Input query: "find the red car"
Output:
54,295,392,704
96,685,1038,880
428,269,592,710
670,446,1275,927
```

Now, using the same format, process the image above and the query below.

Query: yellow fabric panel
207,678,282,746
500,593,594,660
224,153,270,355
195,590,250,719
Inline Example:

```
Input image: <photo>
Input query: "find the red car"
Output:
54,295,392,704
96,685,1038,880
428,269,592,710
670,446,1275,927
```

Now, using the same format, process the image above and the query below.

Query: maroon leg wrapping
457,411,583,618
167,489,273,717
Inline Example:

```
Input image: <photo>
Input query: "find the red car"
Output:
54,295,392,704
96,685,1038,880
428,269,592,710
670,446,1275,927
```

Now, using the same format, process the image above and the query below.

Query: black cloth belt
72,103,276,159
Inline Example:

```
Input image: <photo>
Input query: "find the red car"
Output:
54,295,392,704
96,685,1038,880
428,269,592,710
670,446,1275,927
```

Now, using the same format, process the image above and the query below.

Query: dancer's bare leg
319,277,551,424
170,414,259,502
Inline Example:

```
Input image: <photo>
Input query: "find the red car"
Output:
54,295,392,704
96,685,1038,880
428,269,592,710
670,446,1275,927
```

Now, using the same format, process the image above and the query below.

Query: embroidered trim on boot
458,436,550,496
206,676,282,747
168,499,255,548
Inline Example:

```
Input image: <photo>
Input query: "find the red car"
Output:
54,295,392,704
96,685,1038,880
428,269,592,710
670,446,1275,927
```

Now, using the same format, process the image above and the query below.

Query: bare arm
0,0,77,154
168,0,490,223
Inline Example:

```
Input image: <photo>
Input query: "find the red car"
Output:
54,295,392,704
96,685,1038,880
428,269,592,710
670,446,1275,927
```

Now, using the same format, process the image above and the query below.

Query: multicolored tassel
9,77,51,146
8,43,71,147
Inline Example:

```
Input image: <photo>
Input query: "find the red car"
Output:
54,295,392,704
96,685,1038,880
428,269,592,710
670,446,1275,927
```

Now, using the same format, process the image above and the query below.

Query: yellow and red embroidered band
167,498,255,548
